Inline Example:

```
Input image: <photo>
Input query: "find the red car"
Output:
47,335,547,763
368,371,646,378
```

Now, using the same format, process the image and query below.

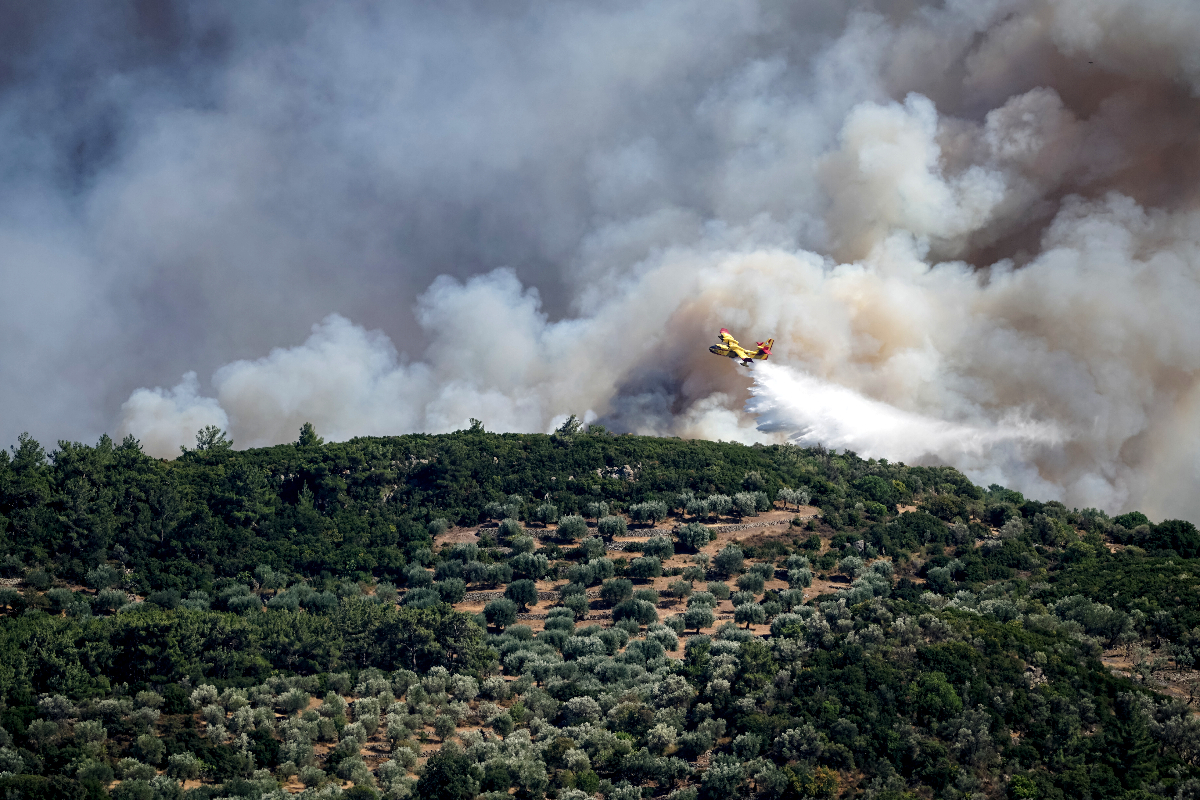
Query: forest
1,419,1199,800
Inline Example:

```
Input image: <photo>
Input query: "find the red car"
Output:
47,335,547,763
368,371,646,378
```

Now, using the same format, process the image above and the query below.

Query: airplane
709,328,774,366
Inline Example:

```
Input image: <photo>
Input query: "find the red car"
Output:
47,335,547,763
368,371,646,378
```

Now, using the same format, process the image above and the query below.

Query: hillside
1,423,1199,800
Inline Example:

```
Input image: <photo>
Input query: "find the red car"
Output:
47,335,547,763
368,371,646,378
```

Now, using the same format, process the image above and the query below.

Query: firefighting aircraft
709,328,774,366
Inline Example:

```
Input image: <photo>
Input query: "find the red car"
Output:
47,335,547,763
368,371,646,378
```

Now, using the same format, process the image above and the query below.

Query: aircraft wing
718,328,740,348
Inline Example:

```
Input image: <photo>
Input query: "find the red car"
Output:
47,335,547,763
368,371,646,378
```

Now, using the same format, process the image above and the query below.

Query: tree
505,579,538,611
511,552,548,579
676,523,711,551
684,606,714,633
586,501,609,520
642,536,674,559
733,492,759,518
434,714,457,741
435,578,467,604
735,603,766,629
557,515,588,540
736,573,764,593
510,535,536,555
499,518,524,540
600,578,633,605
296,422,324,447
534,503,559,527
564,594,589,619
707,494,732,518
667,580,693,601
418,748,478,800
187,424,232,454
484,598,518,630
86,564,121,592
713,545,744,577
787,568,813,589
598,515,627,538
613,599,658,627
628,556,662,581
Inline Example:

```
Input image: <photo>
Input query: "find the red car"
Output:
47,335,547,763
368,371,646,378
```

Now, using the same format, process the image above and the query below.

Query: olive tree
684,606,714,633
597,515,628,538
614,599,658,628
733,492,759,518
676,523,711,551
642,536,674,559
713,545,744,577
600,578,633,605
505,579,538,611
628,556,662,582
534,503,559,527
557,515,588,541
485,598,519,630
707,494,732,518
735,603,767,629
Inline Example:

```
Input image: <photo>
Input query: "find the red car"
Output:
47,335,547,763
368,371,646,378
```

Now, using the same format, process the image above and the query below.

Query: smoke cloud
2,1,1199,520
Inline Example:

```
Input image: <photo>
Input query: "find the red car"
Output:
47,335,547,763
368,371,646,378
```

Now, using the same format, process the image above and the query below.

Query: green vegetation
1,425,1199,799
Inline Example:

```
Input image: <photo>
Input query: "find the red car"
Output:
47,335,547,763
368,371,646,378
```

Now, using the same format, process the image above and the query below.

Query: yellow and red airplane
709,328,774,366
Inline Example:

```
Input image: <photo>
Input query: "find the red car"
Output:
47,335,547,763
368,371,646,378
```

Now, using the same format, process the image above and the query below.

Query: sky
3,0,1200,520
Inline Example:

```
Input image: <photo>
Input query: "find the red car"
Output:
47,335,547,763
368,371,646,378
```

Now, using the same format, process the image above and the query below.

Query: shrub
499,518,524,540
